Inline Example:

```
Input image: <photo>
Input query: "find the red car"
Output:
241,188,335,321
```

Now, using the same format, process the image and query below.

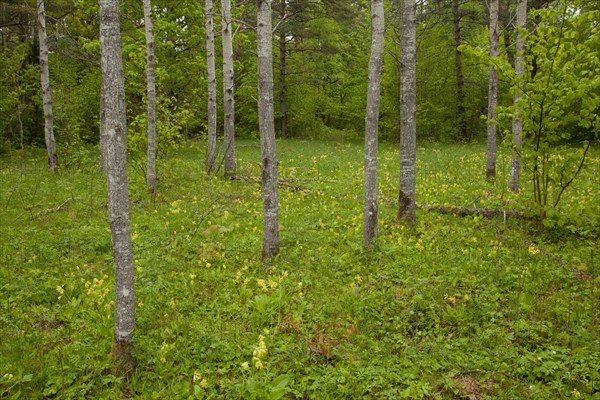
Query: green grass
1,140,598,399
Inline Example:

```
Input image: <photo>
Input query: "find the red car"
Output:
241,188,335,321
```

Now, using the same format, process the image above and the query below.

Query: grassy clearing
1,140,599,399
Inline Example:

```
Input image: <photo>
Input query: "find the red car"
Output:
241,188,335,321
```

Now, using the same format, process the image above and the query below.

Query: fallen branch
33,198,72,219
419,204,528,220
234,175,308,192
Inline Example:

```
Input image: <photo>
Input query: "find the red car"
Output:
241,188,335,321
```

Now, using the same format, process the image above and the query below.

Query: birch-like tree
363,0,384,246
509,0,527,192
222,0,236,177
277,0,288,138
257,0,280,259
398,0,417,223
205,0,217,173
143,0,157,191
486,0,499,180
99,0,136,374
37,0,58,171
452,0,467,140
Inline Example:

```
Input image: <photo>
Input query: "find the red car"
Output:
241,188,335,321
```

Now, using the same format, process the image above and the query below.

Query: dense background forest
2,0,595,150
1,0,599,398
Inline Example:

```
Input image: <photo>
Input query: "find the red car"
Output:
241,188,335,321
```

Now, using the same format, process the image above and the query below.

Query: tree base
111,338,135,377
262,243,280,261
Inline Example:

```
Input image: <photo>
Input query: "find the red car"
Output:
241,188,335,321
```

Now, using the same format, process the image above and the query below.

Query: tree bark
143,0,157,191
452,0,467,140
486,0,499,180
222,0,236,178
37,0,58,171
509,0,526,192
99,0,136,375
278,0,288,138
257,0,280,259
398,0,417,223
363,0,384,246
205,0,217,173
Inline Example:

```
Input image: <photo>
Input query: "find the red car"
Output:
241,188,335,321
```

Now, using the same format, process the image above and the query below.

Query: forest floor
1,140,599,399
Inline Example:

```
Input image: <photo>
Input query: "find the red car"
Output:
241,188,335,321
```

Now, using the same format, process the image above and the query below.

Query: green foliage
497,1,599,225
1,140,598,398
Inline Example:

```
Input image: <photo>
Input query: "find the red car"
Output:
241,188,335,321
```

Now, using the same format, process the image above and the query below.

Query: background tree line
3,0,596,157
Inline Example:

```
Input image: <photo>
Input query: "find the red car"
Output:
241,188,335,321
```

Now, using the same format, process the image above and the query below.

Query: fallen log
419,203,528,220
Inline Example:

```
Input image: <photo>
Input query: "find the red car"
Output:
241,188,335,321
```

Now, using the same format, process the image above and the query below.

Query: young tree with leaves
99,0,136,374
363,0,384,246
222,0,236,178
509,0,527,192
143,0,157,191
205,0,217,173
398,0,417,223
257,0,280,259
37,0,58,171
486,0,499,180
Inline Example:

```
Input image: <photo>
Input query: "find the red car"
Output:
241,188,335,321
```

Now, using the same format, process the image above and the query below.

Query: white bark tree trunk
363,0,384,246
509,0,527,192
398,0,417,223
143,0,157,191
205,0,217,173
486,0,499,180
278,0,287,138
37,0,58,171
99,0,136,375
257,0,280,259
222,0,236,178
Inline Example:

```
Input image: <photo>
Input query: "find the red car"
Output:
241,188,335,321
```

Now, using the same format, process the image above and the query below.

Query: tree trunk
278,0,288,138
486,0,499,180
205,0,217,173
37,0,58,171
363,0,384,246
452,0,467,140
509,0,526,192
143,0,157,192
99,0,136,375
257,0,280,259
500,0,514,65
99,83,107,173
398,0,417,223
222,0,236,178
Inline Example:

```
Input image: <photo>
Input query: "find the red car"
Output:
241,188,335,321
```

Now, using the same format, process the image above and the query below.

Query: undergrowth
1,140,598,399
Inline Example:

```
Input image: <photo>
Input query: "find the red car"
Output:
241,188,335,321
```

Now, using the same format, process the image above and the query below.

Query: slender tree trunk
509,0,526,192
452,0,467,140
486,0,499,180
16,100,24,150
99,0,136,375
278,0,288,138
205,0,217,173
222,0,236,178
257,0,280,259
500,0,514,65
143,0,157,191
398,0,417,223
99,84,107,173
37,0,58,171
363,0,384,246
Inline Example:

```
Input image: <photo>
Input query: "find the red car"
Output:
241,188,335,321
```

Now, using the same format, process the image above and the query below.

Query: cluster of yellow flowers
55,285,65,301
244,333,268,371
528,243,540,255
192,371,208,388
82,274,110,308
